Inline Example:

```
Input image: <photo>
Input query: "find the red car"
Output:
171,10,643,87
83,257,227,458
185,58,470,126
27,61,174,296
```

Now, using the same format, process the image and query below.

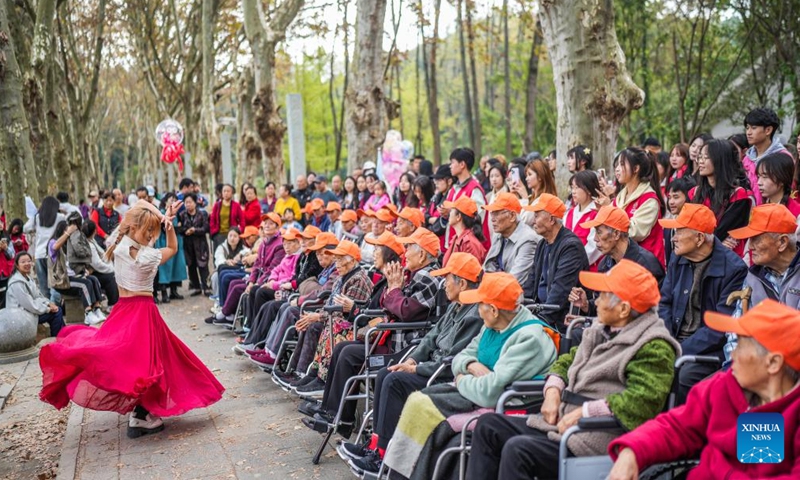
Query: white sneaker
84,311,103,325
93,308,107,320
215,311,226,321
232,343,254,356
127,413,164,438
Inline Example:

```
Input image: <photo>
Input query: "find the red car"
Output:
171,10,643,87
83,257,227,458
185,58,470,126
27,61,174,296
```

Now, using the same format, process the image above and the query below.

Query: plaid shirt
381,262,442,353
321,266,373,335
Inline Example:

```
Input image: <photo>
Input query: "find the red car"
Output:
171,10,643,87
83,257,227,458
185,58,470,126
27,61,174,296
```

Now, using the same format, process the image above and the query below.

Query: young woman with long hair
514,159,557,228
756,152,800,217
688,133,713,174
23,196,65,300
39,200,224,439
564,171,603,270
666,143,692,184
342,176,359,211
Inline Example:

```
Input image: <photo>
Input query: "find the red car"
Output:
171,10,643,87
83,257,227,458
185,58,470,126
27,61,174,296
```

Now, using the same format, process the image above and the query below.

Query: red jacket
443,228,487,266
242,199,263,229
609,370,800,479
209,200,244,236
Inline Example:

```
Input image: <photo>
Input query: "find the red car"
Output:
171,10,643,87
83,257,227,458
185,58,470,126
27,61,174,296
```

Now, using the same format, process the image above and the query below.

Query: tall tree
502,0,512,157
201,0,222,183
456,0,475,150
242,0,304,184
345,0,389,172
539,0,644,190
415,0,442,165
524,19,543,153
465,0,481,156
0,0,37,219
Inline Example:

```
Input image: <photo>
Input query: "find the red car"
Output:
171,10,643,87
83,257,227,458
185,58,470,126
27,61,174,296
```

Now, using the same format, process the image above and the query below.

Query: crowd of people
2,106,800,478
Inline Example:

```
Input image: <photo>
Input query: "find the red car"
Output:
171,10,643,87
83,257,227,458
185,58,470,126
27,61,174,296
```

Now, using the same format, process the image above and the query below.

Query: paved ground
1,297,354,480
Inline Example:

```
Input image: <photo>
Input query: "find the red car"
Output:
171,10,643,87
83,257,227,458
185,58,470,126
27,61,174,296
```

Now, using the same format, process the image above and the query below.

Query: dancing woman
39,200,224,439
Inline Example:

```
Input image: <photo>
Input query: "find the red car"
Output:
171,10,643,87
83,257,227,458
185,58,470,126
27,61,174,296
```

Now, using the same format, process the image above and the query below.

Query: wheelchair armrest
528,304,562,314
675,355,721,369
360,308,385,317
374,321,430,332
441,355,454,365
509,380,546,393
576,416,622,431
323,305,344,313
409,338,423,346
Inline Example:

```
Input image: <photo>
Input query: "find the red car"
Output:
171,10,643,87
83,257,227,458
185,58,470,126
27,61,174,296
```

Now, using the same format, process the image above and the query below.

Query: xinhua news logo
737,413,784,464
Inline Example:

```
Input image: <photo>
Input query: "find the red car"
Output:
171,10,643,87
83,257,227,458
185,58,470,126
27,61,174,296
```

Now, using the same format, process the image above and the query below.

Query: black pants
466,414,564,480
374,368,430,450
321,342,368,422
677,360,718,405
243,299,285,345
38,307,66,337
187,264,209,291
248,287,276,324
91,272,119,306
58,275,103,309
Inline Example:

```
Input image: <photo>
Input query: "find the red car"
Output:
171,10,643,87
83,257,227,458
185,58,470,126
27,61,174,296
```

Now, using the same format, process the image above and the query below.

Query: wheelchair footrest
302,416,332,434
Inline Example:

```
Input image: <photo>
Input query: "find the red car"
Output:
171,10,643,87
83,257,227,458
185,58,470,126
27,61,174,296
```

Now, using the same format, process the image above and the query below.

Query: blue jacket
658,238,747,357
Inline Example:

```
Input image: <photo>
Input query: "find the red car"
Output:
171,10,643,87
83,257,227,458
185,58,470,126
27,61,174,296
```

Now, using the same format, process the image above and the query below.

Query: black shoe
290,372,319,389
349,449,382,474
339,439,373,461
190,290,203,297
212,317,234,326
170,288,184,300
161,290,170,303
298,400,325,418
204,315,216,324
294,378,326,397
154,295,161,305
274,371,299,388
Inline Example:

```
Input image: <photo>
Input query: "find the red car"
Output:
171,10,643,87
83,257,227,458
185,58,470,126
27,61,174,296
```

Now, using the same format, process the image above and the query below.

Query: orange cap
364,230,406,256
373,208,395,224
341,210,358,223
658,203,717,234
705,299,800,370
392,207,425,228
397,227,441,257
309,198,325,211
306,232,339,251
483,192,522,213
579,259,660,313
522,193,567,219
242,226,260,238
580,205,631,232
281,227,302,240
326,201,342,213
357,208,374,218
299,225,322,239
431,252,483,282
444,196,478,217
324,239,362,262
261,212,282,227
459,272,522,311
728,203,797,240
382,204,399,215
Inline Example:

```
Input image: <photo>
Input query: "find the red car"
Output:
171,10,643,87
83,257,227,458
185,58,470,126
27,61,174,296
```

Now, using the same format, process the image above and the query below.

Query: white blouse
113,235,162,292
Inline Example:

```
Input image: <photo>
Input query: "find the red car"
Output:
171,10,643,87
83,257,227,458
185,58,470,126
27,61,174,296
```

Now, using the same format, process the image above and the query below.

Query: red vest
446,178,491,251
565,206,601,271
616,192,666,268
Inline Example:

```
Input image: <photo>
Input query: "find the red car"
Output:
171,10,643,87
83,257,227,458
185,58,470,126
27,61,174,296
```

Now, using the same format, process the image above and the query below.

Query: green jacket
452,306,557,408
409,302,483,378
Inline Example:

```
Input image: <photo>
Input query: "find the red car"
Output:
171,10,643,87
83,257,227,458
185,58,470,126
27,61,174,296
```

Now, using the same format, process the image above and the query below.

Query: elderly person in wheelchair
371,272,558,479
335,252,485,462
607,299,800,480
466,260,680,480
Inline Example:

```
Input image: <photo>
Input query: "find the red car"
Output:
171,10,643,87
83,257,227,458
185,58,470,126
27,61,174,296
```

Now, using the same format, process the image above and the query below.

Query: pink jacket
365,194,390,212
265,252,301,290
609,370,800,479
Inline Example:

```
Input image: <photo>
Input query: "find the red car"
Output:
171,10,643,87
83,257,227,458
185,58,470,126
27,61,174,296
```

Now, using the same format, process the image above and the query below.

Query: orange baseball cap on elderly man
306,232,339,252
299,225,322,239
241,226,260,239
431,252,483,283
340,210,359,223
391,207,425,228
397,228,441,258
522,193,567,219
483,192,522,214
658,203,717,234
365,230,406,257
728,203,797,240
579,259,661,313
261,212,282,227
705,299,800,370
459,272,522,311
326,201,343,213
324,239,362,262
444,196,478,217
372,208,395,224
281,228,302,240
581,205,631,232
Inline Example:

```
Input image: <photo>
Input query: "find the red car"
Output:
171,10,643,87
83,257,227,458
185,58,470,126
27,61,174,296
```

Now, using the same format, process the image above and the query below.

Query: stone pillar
0,308,39,364
286,94,306,184
221,131,233,186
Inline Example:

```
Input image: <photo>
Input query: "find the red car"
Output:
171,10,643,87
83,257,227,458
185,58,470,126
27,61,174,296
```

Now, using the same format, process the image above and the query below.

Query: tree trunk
242,0,304,184
524,19,543,153
419,0,442,166
502,0,512,158
237,66,261,187
200,0,221,186
345,0,389,173
539,0,644,192
0,0,38,219
465,0,481,156
457,0,474,150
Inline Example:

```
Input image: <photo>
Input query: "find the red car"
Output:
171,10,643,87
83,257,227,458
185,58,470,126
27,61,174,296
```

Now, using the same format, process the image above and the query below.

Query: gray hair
753,338,800,382
604,292,642,318
768,232,799,246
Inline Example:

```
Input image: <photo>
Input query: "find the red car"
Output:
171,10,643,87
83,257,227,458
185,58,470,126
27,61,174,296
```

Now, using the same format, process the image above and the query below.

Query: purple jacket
248,234,286,284
265,252,301,290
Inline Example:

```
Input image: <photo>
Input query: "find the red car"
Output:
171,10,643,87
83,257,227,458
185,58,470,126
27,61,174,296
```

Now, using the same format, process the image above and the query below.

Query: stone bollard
0,307,39,364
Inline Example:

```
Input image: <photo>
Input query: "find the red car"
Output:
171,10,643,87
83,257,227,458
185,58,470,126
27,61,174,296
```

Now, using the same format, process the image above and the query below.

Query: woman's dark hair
508,164,530,197
9,218,24,235
226,228,244,257
655,151,670,177
728,133,749,152
38,196,61,228
413,175,435,205
570,170,602,198
396,172,419,208
693,139,743,216
356,175,368,192
50,220,68,244
240,182,253,201
183,193,198,205
757,152,795,204
378,245,402,265
281,184,293,195
159,192,176,211
617,147,666,214
666,143,692,181
567,145,593,171
344,176,357,193
689,133,713,148
487,164,507,189
455,210,486,243
265,181,275,189
66,211,83,228
13,251,33,272
666,175,696,197
366,173,380,183
82,219,97,238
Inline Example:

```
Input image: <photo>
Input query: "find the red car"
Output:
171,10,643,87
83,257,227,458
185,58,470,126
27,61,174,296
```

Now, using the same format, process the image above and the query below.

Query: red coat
242,200,263,229
609,370,800,479
615,191,665,269
443,228,487,267
445,178,491,251
209,200,244,236
564,204,601,271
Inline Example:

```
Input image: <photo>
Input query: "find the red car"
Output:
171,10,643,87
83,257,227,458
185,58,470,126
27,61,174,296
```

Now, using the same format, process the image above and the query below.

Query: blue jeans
39,306,66,337
218,267,246,303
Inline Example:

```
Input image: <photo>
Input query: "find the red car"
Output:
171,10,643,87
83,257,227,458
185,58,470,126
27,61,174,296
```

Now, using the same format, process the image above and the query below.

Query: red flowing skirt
39,296,224,417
